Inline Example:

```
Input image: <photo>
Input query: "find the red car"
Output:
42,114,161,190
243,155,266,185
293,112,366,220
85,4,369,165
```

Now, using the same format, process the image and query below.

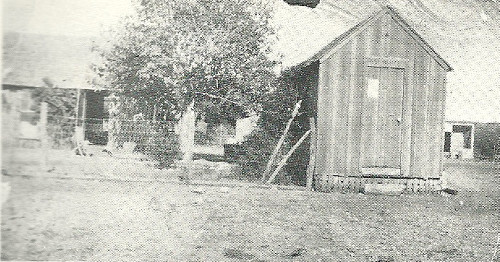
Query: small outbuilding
443,121,475,159
289,6,452,192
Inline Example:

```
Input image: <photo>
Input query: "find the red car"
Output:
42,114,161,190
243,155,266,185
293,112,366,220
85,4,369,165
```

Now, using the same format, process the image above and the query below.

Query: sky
2,0,134,37
2,0,499,123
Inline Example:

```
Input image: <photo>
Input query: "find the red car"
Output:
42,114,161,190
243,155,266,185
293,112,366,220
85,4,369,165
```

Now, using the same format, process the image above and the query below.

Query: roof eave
2,83,111,91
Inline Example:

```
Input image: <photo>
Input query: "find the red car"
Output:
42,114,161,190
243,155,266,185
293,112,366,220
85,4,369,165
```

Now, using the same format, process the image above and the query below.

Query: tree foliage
95,0,277,121
474,123,500,159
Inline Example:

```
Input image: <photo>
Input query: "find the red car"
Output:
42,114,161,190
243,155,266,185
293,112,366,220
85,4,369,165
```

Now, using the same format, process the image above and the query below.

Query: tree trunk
106,94,120,151
179,101,196,161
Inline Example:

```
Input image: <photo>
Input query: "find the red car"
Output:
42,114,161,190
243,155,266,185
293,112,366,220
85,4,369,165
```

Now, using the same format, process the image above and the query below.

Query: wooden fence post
40,102,49,170
306,117,316,190
75,89,81,126
81,91,87,134
261,100,302,183
7,94,21,163
10,94,21,147
266,129,311,185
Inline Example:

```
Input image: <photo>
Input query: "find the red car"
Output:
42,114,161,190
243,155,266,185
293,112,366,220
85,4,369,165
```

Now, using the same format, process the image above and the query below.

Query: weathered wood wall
315,12,447,182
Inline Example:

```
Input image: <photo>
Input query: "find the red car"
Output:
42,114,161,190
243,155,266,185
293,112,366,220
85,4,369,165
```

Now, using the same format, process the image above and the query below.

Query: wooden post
75,89,81,126
306,117,316,190
40,102,49,169
81,91,87,139
267,129,311,185
73,90,87,156
261,100,302,182
10,93,21,147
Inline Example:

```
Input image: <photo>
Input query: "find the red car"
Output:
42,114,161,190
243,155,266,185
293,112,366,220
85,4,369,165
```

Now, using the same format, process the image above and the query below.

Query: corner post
306,117,317,190
40,102,49,169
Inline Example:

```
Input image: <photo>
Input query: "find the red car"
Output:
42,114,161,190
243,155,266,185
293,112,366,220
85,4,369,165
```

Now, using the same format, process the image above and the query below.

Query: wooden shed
297,6,452,192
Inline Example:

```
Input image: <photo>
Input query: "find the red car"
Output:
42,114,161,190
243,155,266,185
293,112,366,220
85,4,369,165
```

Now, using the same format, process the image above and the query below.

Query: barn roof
272,0,500,123
2,32,99,90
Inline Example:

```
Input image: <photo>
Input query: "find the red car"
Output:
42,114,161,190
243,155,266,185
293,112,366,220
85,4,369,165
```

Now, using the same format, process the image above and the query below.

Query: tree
94,0,277,122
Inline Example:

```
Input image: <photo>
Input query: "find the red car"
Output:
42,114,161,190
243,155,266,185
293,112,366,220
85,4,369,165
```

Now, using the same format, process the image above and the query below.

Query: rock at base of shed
362,183,406,195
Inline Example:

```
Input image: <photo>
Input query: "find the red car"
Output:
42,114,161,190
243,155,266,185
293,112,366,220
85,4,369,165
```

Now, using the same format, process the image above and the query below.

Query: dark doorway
85,91,109,145
444,132,451,152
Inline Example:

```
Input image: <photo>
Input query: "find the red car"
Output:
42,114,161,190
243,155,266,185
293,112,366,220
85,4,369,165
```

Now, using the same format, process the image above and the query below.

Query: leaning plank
261,100,302,182
267,129,311,185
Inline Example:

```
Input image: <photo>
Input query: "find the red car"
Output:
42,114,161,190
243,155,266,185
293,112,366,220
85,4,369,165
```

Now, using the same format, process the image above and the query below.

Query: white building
444,122,475,159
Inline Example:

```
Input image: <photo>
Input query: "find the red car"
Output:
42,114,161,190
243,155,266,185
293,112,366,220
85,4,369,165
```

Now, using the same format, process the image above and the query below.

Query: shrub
237,129,277,180
140,123,181,168
111,96,181,168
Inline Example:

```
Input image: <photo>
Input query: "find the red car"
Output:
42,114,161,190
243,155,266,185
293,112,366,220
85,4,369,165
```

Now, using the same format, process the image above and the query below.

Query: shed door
360,66,404,174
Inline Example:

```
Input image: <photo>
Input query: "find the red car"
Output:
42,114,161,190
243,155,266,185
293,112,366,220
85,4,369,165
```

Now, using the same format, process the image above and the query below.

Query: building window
367,78,379,99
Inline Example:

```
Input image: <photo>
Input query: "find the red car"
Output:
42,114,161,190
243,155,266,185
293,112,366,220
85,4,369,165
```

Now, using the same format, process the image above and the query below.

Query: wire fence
44,115,179,149
8,110,246,149
5,103,298,162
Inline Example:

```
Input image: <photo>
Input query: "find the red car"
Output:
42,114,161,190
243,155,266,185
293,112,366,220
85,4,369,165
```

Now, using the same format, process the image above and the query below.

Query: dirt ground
1,148,499,261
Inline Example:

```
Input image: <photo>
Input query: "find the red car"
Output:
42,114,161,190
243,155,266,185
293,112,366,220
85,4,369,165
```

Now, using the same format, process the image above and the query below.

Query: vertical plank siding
422,54,433,179
410,48,430,178
371,17,382,57
338,44,353,174
426,61,440,179
359,25,375,169
316,59,332,176
436,67,447,180
328,53,343,174
345,39,358,175
314,12,447,191
379,13,392,57
362,67,381,167
400,39,416,177
346,35,365,176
